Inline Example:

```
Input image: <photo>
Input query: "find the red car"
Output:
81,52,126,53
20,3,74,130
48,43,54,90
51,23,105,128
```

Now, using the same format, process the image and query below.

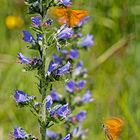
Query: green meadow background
0,0,140,139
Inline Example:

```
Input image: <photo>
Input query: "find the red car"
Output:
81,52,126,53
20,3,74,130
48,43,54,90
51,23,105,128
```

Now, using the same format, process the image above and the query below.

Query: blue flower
46,95,53,109
44,19,53,26
76,61,83,69
58,25,73,39
57,104,69,118
81,90,93,103
22,30,34,43
47,55,62,75
46,129,58,139
69,49,78,59
53,54,62,64
76,80,86,90
31,16,41,27
65,80,86,93
65,80,75,93
62,134,70,140
50,90,61,101
78,16,90,27
58,0,72,6
75,111,86,122
72,125,86,139
14,90,35,104
18,53,31,64
50,105,62,117
78,34,94,48
62,49,78,60
56,62,71,75
13,127,26,139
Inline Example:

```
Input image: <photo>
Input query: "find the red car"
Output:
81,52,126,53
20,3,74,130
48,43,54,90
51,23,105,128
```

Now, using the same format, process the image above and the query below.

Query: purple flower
31,16,41,27
81,90,93,103
50,90,61,101
76,80,86,90
44,19,53,26
62,134,70,140
50,105,62,117
57,104,69,118
62,49,78,60
56,62,70,75
18,53,31,64
72,125,86,139
58,0,72,6
53,54,62,64
65,80,86,93
73,61,84,77
75,111,86,122
46,129,58,139
47,55,62,75
69,49,78,59
22,30,34,43
14,90,34,104
58,26,73,39
78,34,94,48
65,80,75,93
78,16,90,27
13,127,26,139
76,61,83,69
46,95,53,109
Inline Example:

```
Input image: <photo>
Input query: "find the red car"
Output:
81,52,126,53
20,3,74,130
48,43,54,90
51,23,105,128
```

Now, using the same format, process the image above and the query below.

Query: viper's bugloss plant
13,0,94,140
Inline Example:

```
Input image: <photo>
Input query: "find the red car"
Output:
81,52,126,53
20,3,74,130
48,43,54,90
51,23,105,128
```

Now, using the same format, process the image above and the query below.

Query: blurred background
0,0,140,139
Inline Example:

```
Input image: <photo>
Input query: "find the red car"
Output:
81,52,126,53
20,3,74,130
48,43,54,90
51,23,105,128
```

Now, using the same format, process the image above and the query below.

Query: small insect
102,117,124,140
50,6,88,27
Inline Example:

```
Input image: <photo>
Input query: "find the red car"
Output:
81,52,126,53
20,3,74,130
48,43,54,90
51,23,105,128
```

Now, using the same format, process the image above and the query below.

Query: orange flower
102,117,124,140
5,15,23,29
50,6,88,27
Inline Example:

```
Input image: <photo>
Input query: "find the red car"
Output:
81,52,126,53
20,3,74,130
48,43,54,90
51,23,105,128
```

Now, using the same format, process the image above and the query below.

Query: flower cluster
13,0,94,140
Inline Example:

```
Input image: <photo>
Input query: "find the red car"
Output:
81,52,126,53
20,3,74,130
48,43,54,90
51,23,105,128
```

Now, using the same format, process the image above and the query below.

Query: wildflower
72,125,87,139
46,129,58,139
69,49,79,59
50,90,61,101
78,34,94,48
65,80,86,93
31,16,41,27
56,62,71,75
78,16,90,27
81,90,93,103
73,61,87,78
72,61,83,77
31,57,42,66
76,80,86,90
74,33,83,38
43,19,53,26
13,127,26,139
62,49,78,60
65,80,75,93
47,54,62,75
14,90,35,104
46,95,53,109
57,104,69,118
18,53,31,64
5,15,23,29
75,111,86,122
22,30,34,43
50,105,62,117
62,134,71,140
58,25,73,39
58,0,72,6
